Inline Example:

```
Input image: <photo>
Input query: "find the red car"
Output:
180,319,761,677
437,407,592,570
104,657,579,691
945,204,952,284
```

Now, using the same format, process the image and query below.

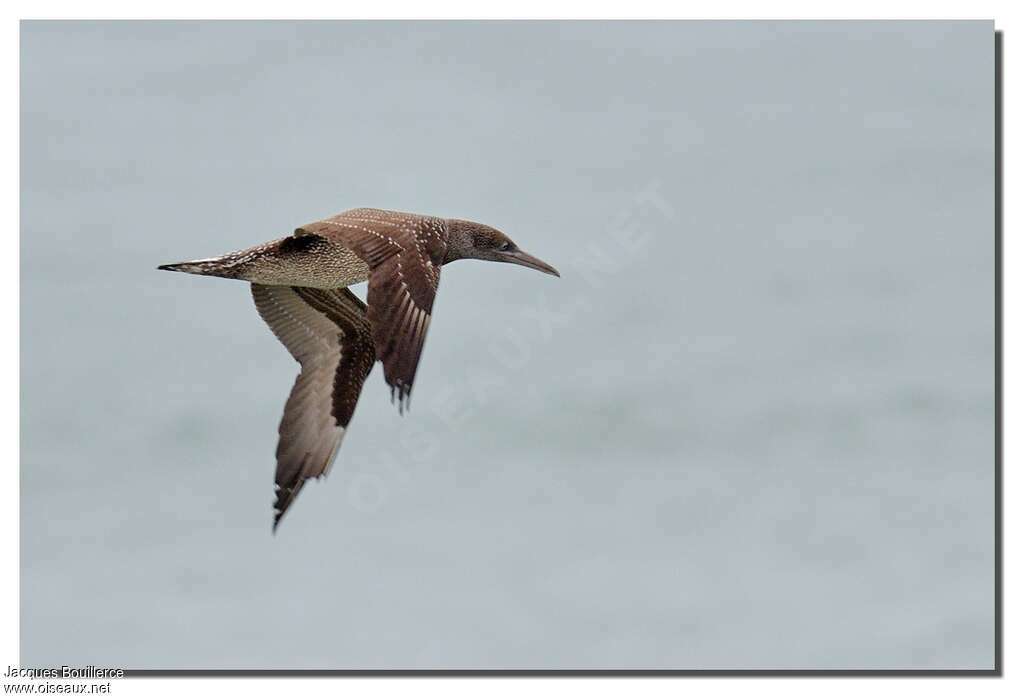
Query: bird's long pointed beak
501,249,560,277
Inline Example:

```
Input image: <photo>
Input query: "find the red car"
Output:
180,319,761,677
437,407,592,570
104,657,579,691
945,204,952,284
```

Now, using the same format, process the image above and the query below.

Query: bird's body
160,208,558,529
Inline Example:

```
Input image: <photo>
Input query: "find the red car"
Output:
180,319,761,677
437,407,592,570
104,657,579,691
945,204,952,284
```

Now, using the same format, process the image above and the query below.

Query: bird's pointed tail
157,249,259,279
157,260,223,275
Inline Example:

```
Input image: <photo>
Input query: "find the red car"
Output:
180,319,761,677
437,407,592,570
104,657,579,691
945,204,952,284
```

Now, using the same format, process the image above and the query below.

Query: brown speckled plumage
160,207,559,530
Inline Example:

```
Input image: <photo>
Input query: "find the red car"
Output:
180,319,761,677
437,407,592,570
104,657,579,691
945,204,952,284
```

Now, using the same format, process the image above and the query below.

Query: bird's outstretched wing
296,209,448,411
251,283,375,531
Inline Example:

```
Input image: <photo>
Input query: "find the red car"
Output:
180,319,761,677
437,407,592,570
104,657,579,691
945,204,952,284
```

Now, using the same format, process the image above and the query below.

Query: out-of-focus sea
21,21,994,669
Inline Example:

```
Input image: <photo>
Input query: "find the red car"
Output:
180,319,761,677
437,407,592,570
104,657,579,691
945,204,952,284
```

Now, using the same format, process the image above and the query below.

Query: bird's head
444,218,560,277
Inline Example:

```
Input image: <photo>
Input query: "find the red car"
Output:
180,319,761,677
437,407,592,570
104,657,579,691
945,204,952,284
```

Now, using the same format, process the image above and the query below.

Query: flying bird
159,208,559,530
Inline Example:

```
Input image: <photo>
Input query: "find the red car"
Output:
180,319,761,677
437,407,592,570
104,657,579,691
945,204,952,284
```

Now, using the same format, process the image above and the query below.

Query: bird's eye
500,242,513,252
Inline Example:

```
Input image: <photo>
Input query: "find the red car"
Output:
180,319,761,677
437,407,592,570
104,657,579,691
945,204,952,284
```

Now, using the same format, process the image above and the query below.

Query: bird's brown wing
251,283,375,531
297,209,447,411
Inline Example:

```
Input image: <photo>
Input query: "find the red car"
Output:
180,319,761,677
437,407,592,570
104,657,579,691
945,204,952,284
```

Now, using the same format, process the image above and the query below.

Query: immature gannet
159,208,559,529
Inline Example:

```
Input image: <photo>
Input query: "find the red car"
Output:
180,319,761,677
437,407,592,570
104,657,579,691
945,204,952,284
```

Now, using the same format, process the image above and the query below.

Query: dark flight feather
250,284,375,530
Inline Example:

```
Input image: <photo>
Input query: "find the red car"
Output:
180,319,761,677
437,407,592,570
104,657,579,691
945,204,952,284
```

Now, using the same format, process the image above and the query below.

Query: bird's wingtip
388,382,414,415
272,507,286,534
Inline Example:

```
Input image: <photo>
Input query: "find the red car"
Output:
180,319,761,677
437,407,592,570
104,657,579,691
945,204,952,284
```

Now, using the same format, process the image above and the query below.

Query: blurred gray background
20,21,995,670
